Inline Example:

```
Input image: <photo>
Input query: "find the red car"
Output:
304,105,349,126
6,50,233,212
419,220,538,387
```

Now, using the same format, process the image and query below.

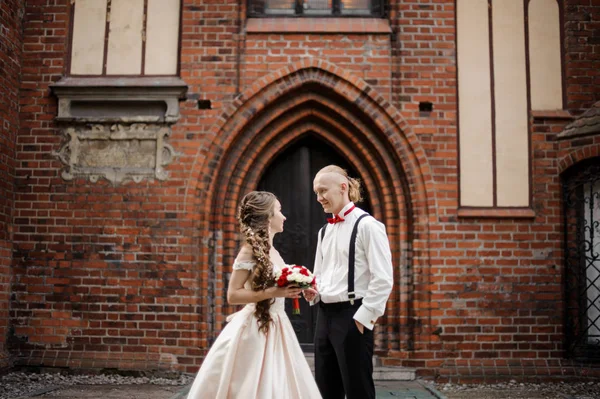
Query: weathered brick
0,0,24,369
0,0,598,383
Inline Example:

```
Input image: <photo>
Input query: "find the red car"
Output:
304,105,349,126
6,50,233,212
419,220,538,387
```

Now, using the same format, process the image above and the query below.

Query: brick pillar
564,0,600,111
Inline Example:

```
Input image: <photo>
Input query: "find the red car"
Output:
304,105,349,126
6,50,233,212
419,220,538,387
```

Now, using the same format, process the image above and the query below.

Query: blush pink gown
186,259,322,399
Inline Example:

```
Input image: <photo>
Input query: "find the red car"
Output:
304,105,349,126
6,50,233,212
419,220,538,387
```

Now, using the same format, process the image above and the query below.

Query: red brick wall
9,0,205,372
564,0,600,112
242,34,392,99
11,0,68,359
0,0,23,369
391,0,458,374
5,0,600,382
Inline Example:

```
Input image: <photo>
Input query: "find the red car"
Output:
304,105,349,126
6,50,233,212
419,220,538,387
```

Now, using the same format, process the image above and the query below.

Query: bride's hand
266,285,302,299
302,287,318,302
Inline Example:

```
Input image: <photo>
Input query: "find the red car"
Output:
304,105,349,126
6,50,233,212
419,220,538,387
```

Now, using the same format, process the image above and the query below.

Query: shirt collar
335,202,355,218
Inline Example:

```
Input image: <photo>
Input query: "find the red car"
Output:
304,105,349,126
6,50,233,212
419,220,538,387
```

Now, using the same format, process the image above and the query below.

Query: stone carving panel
53,123,177,184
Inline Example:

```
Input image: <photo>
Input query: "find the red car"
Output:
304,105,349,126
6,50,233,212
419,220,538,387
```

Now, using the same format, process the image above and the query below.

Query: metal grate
563,159,600,360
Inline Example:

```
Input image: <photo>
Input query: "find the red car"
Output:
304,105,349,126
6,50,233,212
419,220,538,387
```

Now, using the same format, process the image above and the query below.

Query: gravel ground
435,380,600,399
2,371,600,399
0,372,193,399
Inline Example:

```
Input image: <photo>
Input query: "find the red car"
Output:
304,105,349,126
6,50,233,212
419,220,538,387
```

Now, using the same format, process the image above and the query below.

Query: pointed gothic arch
185,59,436,354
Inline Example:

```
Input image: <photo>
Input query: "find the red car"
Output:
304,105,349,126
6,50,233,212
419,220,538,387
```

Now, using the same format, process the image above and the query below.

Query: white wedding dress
186,256,322,399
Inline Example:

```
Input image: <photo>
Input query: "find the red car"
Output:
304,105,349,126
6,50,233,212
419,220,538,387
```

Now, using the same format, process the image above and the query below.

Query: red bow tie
327,205,356,224
327,215,344,224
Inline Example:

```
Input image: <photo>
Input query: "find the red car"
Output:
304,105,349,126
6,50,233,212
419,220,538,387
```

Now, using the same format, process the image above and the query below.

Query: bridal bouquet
274,265,316,315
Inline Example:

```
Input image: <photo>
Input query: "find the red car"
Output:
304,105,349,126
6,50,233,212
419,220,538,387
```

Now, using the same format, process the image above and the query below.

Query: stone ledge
531,110,573,120
373,367,417,381
50,76,188,124
457,208,536,219
246,17,392,34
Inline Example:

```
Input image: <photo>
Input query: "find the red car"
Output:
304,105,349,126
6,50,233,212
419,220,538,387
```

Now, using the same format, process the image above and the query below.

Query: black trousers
314,299,375,399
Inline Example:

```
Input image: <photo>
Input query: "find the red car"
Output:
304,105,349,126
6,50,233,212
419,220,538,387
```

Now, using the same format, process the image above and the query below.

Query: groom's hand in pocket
354,320,364,334
302,287,318,302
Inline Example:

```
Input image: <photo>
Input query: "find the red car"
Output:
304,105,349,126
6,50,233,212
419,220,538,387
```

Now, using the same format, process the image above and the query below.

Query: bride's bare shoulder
235,244,253,262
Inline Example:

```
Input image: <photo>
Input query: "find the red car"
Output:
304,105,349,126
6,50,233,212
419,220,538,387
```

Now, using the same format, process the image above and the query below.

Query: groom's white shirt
312,202,393,330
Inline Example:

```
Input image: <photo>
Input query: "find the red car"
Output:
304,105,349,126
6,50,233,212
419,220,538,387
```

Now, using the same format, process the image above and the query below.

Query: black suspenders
319,213,370,305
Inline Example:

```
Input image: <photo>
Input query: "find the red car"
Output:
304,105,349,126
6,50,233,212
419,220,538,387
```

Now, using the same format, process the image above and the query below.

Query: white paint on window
529,0,563,110
70,0,107,75
493,0,529,207
145,0,180,75
106,0,144,75
457,0,494,206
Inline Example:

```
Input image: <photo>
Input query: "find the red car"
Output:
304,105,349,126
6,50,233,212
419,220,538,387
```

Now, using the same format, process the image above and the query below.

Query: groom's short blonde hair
316,165,363,203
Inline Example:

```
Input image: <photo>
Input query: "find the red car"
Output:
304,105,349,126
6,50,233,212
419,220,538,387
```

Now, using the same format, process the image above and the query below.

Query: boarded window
69,0,181,76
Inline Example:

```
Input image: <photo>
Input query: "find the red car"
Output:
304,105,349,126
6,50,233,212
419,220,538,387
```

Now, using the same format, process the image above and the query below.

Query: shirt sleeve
353,218,393,330
309,226,325,306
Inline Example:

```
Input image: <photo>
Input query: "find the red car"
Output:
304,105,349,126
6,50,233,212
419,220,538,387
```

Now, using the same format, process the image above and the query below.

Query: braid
347,176,363,203
238,191,277,334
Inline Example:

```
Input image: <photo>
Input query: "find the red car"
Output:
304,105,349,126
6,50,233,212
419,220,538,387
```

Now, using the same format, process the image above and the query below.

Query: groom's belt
319,298,362,311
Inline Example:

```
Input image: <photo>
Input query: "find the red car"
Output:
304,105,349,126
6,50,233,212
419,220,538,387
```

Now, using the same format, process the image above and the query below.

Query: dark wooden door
258,136,371,349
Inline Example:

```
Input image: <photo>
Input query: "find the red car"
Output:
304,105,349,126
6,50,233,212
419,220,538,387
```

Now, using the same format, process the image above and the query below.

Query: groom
304,165,393,399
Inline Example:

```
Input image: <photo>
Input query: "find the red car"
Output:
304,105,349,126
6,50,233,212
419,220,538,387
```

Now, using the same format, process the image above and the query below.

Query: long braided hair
237,191,277,334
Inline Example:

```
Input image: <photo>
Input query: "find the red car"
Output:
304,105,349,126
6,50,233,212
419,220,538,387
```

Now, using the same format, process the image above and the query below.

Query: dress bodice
269,260,285,312
232,256,286,314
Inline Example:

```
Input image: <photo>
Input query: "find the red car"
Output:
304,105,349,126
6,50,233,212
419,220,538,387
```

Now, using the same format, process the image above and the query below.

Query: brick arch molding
185,58,436,353
558,143,600,174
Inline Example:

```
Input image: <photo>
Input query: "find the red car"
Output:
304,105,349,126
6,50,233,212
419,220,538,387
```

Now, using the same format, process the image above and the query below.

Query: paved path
376,380,446,399
169,380,446,399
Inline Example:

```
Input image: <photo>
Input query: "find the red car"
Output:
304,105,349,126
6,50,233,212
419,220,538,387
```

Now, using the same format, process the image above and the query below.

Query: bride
187,191,322,399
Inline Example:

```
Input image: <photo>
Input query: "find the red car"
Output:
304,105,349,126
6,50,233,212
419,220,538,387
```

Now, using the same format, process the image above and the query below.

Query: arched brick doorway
258,135,373,348
187,59,435,357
